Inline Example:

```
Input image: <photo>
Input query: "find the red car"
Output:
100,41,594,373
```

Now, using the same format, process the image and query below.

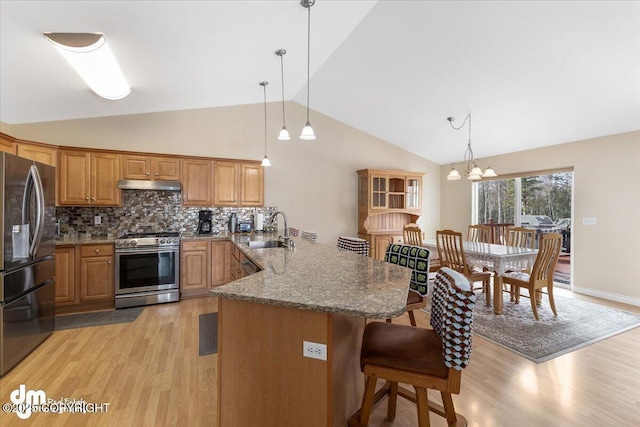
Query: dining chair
348,267,475,427
507,226,536,249
403,223,423,246
504,226,537,300
336,236,370,257
384,244,430,327
403,223,441,273
436,229,492,305
467,224,491,243
502,233,563,320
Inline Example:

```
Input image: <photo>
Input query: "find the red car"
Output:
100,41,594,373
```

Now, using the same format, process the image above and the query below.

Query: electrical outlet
303,341,327,361
94,215,101,225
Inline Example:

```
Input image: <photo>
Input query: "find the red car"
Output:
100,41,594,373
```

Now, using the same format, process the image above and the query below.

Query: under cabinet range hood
117,180,182,191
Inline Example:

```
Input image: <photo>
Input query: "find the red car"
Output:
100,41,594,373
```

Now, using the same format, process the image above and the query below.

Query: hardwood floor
1,292,639,426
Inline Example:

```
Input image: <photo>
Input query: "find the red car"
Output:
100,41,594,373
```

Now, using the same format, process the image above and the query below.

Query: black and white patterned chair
384,243,431,326
337,236,370,257
348,267,475,427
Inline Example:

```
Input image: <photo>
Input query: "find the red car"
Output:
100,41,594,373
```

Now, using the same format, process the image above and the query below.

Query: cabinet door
17,143,57,167
373,235,394,261
122,154,151,179
91,153,121,206
214,162,239,206
405,176,422,210
181,241,210,291
240,163,264,206
59,150,91,205
370,175,387,210
79,256,114,302
54,246,75,305
211,241,231,286
153,157,180,180
181,159,212,206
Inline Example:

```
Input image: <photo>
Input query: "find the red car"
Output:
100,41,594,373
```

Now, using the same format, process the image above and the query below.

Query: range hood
117,180,182,191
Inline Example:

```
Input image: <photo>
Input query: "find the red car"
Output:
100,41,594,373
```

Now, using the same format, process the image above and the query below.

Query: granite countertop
210,234,412,319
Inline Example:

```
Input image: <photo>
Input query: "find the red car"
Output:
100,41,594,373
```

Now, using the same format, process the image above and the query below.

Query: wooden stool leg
387,381,398,420
358,375,378,426
408,310,417,327
440,391,458,425
415,386,431,427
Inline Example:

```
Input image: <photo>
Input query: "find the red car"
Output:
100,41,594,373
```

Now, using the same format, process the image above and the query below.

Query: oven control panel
116,238,180,248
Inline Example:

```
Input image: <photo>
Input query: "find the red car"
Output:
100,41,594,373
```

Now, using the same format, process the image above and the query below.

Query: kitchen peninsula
211,235,412,427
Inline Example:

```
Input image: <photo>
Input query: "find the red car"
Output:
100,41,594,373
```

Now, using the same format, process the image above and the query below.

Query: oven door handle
116,248,179,256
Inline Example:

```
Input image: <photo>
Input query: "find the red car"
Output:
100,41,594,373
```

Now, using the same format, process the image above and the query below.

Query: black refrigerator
0,153,55,376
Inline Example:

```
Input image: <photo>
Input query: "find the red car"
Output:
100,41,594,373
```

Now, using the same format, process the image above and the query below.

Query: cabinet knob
91,197,95,201
146,172,150,176
95,249,100,253
193,244,196,248
155,172,158,176
108,261,112,264
85,197,89,201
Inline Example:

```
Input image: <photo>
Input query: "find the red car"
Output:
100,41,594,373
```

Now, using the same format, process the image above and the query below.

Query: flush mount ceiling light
299,0,316,140
275,49,290,141
446,111,497,181
44,32,131,100
260,81,271,167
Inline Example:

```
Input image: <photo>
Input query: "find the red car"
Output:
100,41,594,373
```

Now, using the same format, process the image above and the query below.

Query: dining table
422,239,538,314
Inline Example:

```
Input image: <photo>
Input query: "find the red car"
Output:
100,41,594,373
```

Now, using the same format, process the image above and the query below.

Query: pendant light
300,0,316,140
446,111,497,181
275,49,290,141
260,81,271,167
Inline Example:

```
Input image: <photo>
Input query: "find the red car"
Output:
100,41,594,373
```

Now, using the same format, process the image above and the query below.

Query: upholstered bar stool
337,236,370,257
348,268,475,427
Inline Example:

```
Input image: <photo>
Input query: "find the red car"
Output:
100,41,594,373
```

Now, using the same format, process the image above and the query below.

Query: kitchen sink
246,240,286,249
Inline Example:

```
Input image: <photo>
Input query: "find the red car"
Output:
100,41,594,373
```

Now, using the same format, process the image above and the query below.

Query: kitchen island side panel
218,298,331,427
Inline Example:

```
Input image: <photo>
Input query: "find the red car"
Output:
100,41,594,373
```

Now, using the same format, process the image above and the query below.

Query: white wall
2,102,441,246
440,131,640,305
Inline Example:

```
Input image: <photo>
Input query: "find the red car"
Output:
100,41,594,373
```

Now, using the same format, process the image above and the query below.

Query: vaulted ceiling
1,1,638,164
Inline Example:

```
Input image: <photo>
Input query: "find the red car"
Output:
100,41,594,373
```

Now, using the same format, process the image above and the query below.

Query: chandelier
446,111,497,180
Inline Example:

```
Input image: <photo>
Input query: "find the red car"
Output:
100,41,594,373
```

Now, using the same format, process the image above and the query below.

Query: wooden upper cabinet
92,153,121,205
214,162,239,206
181,158,212,206
214,161,263,207
58,150,121,206
240,163,264,206
122,154,180,180
17,143,57,167
0,133,17,154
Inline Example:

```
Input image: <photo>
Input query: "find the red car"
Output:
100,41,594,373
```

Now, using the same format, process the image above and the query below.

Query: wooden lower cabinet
365,234,404,261
211,241,232,286
181,239,235,298
54,246,75,306
55,244,115,314
79,245,114,302
181,240,210,297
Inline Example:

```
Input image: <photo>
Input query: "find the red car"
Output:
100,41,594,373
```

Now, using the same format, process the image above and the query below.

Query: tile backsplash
56,190,277,237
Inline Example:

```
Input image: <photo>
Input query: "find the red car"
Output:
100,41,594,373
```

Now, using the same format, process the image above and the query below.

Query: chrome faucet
270,211,290,246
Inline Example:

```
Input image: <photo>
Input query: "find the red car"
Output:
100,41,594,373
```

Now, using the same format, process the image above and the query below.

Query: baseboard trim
573,286,640,307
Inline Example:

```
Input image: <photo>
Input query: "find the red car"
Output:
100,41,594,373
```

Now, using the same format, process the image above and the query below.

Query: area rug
55,307,144,330
425,293,640,363
199,312,218,356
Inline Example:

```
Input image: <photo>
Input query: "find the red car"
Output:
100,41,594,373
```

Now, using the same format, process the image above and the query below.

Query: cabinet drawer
79,244,114,258
183,240,208,251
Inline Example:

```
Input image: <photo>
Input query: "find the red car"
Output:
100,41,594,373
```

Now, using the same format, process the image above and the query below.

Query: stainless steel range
114,232,180,309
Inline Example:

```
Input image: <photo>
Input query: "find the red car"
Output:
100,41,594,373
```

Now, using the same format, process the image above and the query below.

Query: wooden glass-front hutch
357,169,424,260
